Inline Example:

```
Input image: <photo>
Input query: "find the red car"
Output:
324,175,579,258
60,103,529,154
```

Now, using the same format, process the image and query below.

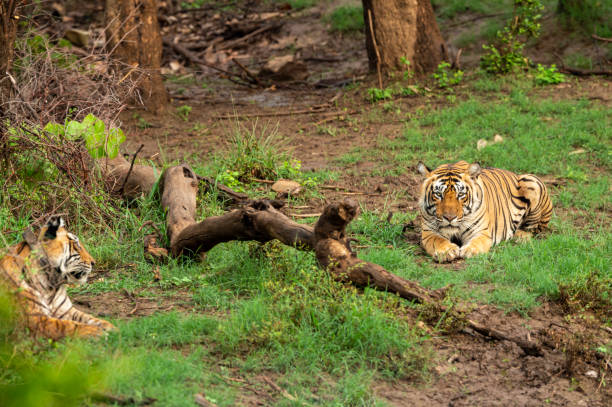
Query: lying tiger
417,161,552,262
0,216,115,340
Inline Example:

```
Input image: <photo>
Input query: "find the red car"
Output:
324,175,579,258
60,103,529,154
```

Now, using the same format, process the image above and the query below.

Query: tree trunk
104,0,167,114
362,0,447,76
0,1,22,111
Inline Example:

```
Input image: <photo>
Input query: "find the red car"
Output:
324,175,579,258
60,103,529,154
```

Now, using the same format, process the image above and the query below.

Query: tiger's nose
443,214,457,222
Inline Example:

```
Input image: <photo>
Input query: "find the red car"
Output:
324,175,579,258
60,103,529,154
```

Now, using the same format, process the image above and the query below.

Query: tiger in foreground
417,161,552,262
0,216,115,340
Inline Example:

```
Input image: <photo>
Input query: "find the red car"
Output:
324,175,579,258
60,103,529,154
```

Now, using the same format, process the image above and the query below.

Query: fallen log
170,199,315,256
159,164,198,248
313,199,444,304
99,155,157,200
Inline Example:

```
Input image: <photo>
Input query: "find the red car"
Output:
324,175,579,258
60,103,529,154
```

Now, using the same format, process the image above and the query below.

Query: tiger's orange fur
417,161,552,262
0,217,115,340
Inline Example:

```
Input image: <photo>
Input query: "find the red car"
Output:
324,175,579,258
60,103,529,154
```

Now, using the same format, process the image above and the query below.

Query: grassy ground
1,1,611,405
2,70,610,406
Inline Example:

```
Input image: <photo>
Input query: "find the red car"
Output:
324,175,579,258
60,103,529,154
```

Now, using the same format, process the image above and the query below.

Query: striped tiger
417,161,552,262
0,216,115,340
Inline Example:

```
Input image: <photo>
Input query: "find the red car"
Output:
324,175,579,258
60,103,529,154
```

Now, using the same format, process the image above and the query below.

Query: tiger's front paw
433,243,461,263
460,245,488,259
98,320,117,332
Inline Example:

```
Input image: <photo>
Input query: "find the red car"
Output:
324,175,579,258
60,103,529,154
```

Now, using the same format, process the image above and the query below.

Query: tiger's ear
417,162,431,176
43,216,65,240
468,163,482,178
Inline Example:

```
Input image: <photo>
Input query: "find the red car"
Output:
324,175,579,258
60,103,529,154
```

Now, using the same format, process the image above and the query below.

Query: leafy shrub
367,87,393,102
481,0,544,73
433,61,464,88
534,64,565,85
44,114,126,159
327,6,364,33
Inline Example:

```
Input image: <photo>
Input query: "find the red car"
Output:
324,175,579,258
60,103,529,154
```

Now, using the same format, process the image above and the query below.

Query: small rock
271,179,301,195
259,55,308,81
569,148,586,155
585,370,598,378
477,138,488,150
64,28,90,47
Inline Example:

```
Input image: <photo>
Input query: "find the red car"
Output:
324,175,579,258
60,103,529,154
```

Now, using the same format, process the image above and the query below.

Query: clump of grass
213,121,289,182
327,5,364,33
558,0,612,37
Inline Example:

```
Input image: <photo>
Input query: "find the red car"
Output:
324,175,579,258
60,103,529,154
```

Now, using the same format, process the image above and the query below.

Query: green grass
326,5,364,33
2,66,612,405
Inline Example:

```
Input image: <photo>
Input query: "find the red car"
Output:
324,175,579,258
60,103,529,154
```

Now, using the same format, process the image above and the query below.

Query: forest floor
2,0,612,406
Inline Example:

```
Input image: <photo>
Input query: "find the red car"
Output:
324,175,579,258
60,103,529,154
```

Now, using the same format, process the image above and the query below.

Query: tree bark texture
104,0,167,113
0,1,23,111
362,0,447,76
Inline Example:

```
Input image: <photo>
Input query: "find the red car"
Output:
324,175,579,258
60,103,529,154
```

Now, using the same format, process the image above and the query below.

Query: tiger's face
417,161,482,230
39,217,95,285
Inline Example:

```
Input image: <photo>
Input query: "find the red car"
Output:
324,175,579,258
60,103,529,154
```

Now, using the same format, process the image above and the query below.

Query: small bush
433,61,464,88
327,6,364,33
534,64,565,86
481,0,544,74
367,87,393,102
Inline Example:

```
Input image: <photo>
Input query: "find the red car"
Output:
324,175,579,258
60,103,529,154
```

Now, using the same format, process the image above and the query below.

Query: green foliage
534,64,565,85
219,122,285,181
175,105,192,122
0,288,111,407
481,0,544,73
367,87,393,102
44,114,126,159
327,5,365,33
558,0,612,37
433,61,464,88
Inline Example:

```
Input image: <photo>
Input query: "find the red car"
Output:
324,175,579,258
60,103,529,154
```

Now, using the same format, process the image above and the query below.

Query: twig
197,175,248,204
218,21,284,50
119,144,144,196
261,376,298,402
162,37,252,87
290,213,322,218
231,58,263,86
559,67,612,76
465,318,542,356
194,393,217,407
367,9,383,89
592,34,612,43
252,178,275,184
212,107,337,120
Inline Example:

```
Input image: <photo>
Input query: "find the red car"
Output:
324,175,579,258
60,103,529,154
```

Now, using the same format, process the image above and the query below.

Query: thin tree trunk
0,0,23,111
362,0,447,76
105,0,167,114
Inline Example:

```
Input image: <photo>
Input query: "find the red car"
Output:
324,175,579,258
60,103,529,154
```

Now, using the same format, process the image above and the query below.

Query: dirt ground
59,1,612,405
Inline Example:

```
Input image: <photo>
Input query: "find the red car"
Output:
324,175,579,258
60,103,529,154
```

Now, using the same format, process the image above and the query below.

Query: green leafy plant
534,64,565,85
367,87,393,103
481,0,543,73
176,105,192,122
400,57,415,80
433,61,464,88
44,114,126,159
